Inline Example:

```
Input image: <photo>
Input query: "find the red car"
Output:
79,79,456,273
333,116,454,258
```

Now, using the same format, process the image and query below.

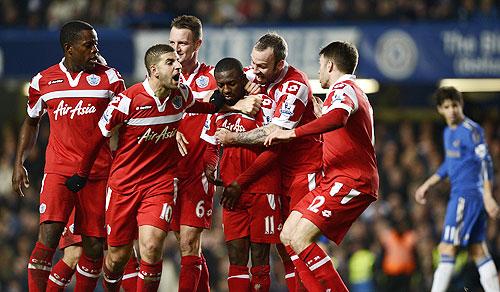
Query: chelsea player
415,87,500,292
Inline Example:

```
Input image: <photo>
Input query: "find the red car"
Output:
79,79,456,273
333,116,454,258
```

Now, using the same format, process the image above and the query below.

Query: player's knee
438,242,457,257
140,238,163,262
63,245,83,268
280,228,292,246
469,242,488,261
106,248,130,271
39,222,65,248
250,243,270,266
82,236,104,259
289,232,309,254
179,234,201,256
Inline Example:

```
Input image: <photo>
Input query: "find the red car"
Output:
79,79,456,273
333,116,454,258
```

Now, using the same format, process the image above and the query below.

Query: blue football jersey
436,117,493,198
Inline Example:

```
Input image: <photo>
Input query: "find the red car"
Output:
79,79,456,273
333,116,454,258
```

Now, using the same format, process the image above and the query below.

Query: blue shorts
441,194,486,247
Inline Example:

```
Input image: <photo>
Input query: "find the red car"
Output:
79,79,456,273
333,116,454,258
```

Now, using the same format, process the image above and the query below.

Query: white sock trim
28,263,51,271
122,272,138,280
285,272,296,279
228,274,250,280
76,265,101,278
48,274,68,287
309,256,332,271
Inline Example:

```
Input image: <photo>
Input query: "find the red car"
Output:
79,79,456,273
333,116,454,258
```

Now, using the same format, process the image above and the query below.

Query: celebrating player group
12,12,497,292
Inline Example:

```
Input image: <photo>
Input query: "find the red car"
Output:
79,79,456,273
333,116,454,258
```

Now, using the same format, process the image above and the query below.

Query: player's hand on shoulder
234,95,262,116
220,181,242,210
12,164,29,197
245,80,261,95
414,184,428,205
484,195,499,219
65,174,88,193
176,131,189,156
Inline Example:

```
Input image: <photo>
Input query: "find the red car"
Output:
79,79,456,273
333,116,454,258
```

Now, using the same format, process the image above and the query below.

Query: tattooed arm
215,123,281,145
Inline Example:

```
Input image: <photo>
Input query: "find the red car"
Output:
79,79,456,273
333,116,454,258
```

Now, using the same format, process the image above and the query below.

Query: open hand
12,164,29,197
264,128,295,147
220,181,242,210
176,131,189,156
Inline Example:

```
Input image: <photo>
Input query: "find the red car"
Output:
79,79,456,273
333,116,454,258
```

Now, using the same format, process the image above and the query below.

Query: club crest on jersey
86,74,101,86
196,75,210,88
172,95,183,109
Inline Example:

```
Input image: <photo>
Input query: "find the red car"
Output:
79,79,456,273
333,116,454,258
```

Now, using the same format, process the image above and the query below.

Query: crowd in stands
1,111,498,291
1,0,498,29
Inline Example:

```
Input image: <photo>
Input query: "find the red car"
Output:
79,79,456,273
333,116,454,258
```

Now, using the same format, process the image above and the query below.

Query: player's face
215,69,246,104
318,54,330,89
69,29,99,71
251,47,280,84
169,27,201,66
438,99,464,126
154,52,182,90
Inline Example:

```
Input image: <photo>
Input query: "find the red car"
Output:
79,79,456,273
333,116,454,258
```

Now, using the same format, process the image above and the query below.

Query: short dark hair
171,15,203,41
434,86,463,106
319,41,358,74
144,44,175,75
254,33,288,62
60,20,94,50
215,58,244,75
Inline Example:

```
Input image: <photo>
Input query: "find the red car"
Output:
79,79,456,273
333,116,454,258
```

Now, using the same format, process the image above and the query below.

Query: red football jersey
247,63,322,178
201,95,281,194
176,62,217,178
27,59,125,178
99,80,195,193
321,74,379,197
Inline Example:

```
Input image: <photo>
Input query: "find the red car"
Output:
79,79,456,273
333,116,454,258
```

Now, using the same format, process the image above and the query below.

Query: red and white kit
247,63,322,210
202,95,282,243
294,74,379,244
171,62,217,231
99,80,197,246
28,59,124,237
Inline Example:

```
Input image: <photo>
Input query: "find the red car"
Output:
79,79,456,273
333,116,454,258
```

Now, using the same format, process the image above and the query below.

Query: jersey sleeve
27,73,46,118
323,84,358,116
470,127,494,181
200,114,217,145
272,80,309,129
98,92,131,137
105,68,126,98
436,160,448,179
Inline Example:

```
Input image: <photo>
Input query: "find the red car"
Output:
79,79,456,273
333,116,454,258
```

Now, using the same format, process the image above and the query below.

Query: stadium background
0,0,499,291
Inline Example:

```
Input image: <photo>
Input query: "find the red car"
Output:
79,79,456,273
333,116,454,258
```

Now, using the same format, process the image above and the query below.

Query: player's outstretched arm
414,174,442,205
12,116,40,197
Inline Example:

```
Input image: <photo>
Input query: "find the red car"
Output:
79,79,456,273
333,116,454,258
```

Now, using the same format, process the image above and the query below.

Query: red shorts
293,183,375,245
171,173,214,232
58,209,82,249
39,173,107,237
106,184,175,247
223,193,282,243
282,172,321,213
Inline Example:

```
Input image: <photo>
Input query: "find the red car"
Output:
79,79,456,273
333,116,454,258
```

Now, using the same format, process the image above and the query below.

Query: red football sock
137,259,162,292
298,243,348,292
228,265,250,292
286,245,323,292
179,255,203,292
196,253,210,292
28,241,56,292
74,253,103,292
282,259,297,292
250,265,270,292
46,259,75,291
121,253,139,292
102,262,123,292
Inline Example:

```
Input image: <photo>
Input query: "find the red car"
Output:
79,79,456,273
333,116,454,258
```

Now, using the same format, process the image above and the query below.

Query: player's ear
327,60,335,73
276,59,285,71
64,42,72,56
150,64,159,78
194,39,202,51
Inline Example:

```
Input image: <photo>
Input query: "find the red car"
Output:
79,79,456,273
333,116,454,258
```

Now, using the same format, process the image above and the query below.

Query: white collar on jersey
267,61,289,93
180,62,201,87
329,74,357,92
142,79,170,112
59,58,84,88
